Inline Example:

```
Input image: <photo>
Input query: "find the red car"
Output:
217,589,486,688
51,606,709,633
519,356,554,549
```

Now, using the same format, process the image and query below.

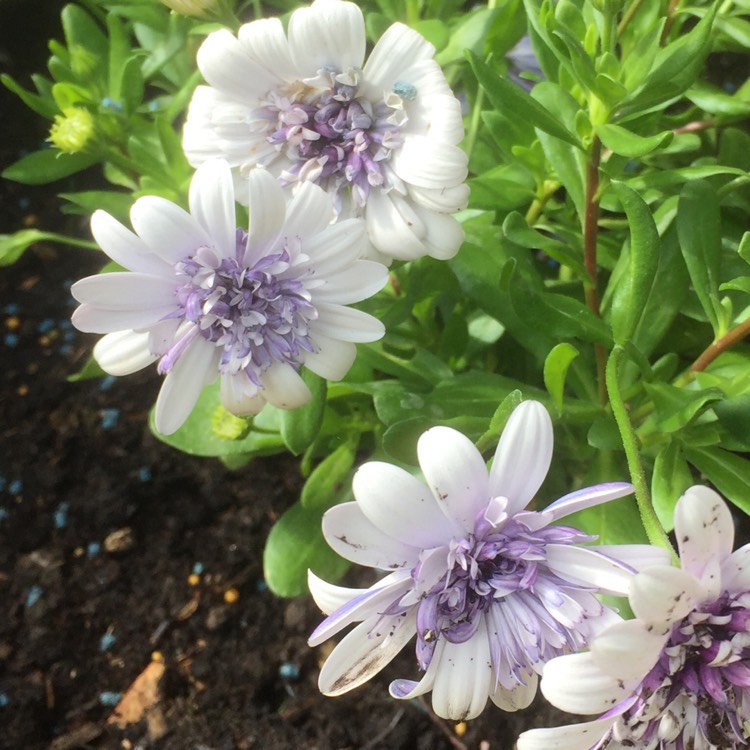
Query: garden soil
0,2,566,748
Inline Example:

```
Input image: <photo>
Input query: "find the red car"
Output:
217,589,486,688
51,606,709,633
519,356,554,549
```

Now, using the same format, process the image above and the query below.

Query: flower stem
464,84,485,161
583,136,607,405
689,317,750,372
606,347,677,558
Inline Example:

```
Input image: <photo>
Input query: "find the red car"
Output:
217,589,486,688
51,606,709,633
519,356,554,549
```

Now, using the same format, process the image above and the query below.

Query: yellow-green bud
160,0,217,17
48,108,95,154
69,45,99,80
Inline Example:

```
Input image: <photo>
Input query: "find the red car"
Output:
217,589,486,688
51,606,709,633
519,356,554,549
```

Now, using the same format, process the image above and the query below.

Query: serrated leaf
263,502,349,597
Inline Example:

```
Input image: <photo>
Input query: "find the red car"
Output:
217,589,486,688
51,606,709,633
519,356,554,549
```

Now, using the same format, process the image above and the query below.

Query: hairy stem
606,347,677,558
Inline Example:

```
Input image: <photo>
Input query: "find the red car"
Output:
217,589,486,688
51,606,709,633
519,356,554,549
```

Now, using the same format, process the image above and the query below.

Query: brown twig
690,318,750,372
661,0,681,44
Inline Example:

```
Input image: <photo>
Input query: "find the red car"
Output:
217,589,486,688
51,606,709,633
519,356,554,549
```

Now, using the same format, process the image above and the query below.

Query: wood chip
107,661,165,729
49,723,102,750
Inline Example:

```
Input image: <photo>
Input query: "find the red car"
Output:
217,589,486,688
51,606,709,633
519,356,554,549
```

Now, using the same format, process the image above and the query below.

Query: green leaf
687,82,750,117
685,446,750,515
437,8,497,66
0,229,96,266
382,417,435,464
595,124,673,158
151,383,286,457
644,383,723,433
713,394,750,448
2,149,97,184
301,440,358,512
263,502,349,597
62,3,109,60
60,190,132,220
279,370,327,455
616,5,717,119
609,183,661,345
677,180,723,335
651,441,693,532
467,52,580,147
543,343,579,413
67,356,106,383
1,74,58,119
475,389,523,452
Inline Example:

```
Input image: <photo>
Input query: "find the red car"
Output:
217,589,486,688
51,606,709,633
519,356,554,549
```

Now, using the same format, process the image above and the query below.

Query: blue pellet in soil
3,304,19,315
98,691,122,707
256,579,268,592
4,333,19,348
18,197,31,210
59,319,73,331
99,632,117,652
0,507,8,522
26,585,43,608
58,344,73,356
63,330,76,342
192,562,204,575
99,375,117,392
53,502,70,529
278,662,300,680
37,318,55,333
8,479,22,496
0,692,8,707
86,541,101,558
101,408,121,430
137,466,152,482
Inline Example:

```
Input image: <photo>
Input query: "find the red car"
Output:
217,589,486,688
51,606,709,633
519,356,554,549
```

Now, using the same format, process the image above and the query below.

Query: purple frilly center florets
397,496,598,674
260,67,408,208
160,228,317,385
609,592,750,749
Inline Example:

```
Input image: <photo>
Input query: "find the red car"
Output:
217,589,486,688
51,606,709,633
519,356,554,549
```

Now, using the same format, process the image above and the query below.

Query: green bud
69,45,99,79
48,107,95,154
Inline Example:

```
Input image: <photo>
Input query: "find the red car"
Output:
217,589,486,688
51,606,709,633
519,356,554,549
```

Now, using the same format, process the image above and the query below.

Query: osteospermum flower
182,0,468,262
71,159,387,434
518,485,750,750
308,401,668,720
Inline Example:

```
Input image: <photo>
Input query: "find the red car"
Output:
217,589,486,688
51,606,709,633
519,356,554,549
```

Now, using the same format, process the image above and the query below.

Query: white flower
518,485,750,750
308,401,666,720
71,159,387,434
182,0,469,262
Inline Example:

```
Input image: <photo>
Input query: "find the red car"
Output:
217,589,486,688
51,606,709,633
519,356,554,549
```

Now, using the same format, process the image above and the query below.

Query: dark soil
0,3,561,748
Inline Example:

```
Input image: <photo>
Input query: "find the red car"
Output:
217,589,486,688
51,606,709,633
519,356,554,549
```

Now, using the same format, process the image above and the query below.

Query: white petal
311,260,388,304
90,210,171,275
243,169,286,265
352,461,461,548
219,373,264,417
130,196,211,264
302,334,356,381
391,135,468,190
154,337,218,434
489,400,553,515
594,544,672,571
363,23,435,92
237,18,296,80
71,273,176,310
675,485,734,596
182,86,230,166
314,303,384,343
629,565,704,627
288,0,365,75
489,672,538,711
590,619,667,680
723,544,750,594
517,716,620,750
283,181,335,239
308,569,369,615
542,482,635,522
322,501,420,569
389,637,445,700
317,608,416,696
72,303,176,334
545,544,636,597
540,652,636,715
299,218,366,275
420,93,465,145
93,330,157,376
308,574,412,646
259,362,311,410
365,189,427,260
189,159,236,260
413,206,464,260
197,29,279,101
431,616,492,720
408,183,470,214
417,426,489,533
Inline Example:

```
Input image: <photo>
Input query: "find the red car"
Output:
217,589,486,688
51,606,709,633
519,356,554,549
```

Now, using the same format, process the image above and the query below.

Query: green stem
661,0,681,44
606,347,677,558
617,0,645,37
405,0,421,24
465,84,485,161
524,180,560,225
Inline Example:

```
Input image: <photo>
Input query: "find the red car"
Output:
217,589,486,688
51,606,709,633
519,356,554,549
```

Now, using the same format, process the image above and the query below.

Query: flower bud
48,107,95,154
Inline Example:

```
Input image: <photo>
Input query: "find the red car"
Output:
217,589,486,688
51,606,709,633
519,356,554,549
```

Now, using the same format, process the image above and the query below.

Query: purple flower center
612,593,750,749
261,67,406,207
410,514,596,672
160,229,317,384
